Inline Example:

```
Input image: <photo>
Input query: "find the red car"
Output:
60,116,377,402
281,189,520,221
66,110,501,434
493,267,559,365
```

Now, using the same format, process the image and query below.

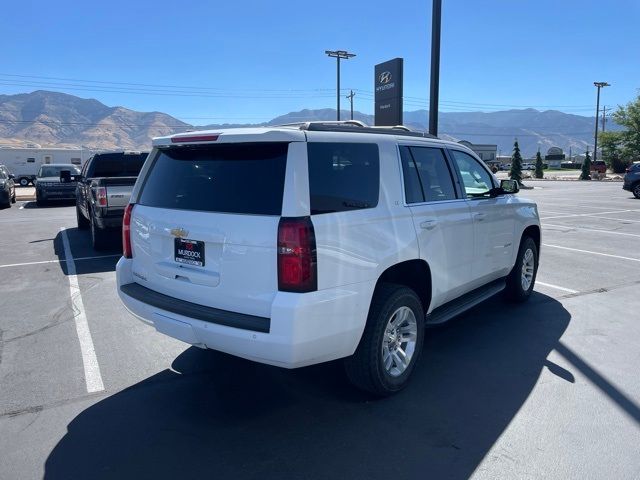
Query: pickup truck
76,151,148,250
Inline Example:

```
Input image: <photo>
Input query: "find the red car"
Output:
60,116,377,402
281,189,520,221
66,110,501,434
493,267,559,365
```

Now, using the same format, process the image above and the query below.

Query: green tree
580,150,592,180
509,140,523,184
599,131,627,173
612,94,640,163
534,150,544,179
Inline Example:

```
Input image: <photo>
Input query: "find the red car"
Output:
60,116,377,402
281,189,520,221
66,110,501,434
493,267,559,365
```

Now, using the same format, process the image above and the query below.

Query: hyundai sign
374,58,403,126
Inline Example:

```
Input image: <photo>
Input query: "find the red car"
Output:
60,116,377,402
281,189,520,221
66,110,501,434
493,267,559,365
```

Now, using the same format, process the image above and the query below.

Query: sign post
374,58,403,126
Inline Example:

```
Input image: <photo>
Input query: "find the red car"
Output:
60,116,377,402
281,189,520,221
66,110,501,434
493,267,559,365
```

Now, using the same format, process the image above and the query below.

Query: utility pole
428,0,442,136
325,50,356,121
346,90,356,120
593,81,610,160
601,105,607,132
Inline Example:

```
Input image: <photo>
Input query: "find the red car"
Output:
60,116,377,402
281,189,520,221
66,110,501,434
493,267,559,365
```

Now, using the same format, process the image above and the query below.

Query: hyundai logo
379,71,392,85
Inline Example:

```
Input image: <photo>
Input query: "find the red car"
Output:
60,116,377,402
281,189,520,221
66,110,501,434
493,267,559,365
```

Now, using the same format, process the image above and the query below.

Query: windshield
37,165,81,178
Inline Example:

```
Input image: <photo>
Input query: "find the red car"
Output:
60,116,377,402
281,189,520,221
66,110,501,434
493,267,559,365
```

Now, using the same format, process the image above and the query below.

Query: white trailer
0,146,97,186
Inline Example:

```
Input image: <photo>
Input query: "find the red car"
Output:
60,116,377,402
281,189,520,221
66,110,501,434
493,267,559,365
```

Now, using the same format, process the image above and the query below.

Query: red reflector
122,203,134,258
277,217,317,293
171,134,220,143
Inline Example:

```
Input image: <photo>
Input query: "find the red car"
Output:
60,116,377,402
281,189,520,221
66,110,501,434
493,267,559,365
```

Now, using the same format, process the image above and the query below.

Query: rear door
129,142,291,318
399,145,475,306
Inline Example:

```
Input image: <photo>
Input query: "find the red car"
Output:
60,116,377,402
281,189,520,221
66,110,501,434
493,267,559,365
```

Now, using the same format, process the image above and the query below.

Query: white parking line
544,223,640,238
535,281,579,294
19,203,25,210
542,243,640,263
60,228,105,393
592,216,640,224
542,209,637,220
0,254,120,269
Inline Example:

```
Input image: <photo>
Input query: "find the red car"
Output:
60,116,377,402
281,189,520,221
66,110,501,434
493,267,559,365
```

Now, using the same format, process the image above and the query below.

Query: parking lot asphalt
1,181,639,480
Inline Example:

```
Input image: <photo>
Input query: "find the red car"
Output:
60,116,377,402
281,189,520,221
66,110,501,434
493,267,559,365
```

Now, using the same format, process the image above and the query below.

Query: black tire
76,204,89,229
633,183,640,199
90,213,108,250
36,194,46,207
344,284,425,396
505,236,538,302
19,178,29,187
11,192,16,203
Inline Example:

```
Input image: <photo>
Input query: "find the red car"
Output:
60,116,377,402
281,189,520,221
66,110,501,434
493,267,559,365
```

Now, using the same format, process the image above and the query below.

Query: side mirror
60,170,72,183
489,179,519,197
8,174,14,180
500,179,519,194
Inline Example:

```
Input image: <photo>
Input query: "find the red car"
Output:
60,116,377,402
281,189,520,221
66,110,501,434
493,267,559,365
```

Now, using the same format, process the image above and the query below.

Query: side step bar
426,279,506,326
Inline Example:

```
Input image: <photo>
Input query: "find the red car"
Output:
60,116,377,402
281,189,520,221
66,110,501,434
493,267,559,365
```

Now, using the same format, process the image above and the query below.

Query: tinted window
139,143,288,215
400,147,425,203
408,147,457,202
307,143,379,214
450,150,494,197
90,153,148,177
38,165,81,177
0,171,6,180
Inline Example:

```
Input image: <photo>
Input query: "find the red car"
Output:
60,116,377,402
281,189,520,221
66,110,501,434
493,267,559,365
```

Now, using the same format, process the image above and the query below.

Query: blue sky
1,0,639,124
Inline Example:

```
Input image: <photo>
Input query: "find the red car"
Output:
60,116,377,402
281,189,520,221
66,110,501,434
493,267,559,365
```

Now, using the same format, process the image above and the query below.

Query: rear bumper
94,213,124,229
116,257,373,369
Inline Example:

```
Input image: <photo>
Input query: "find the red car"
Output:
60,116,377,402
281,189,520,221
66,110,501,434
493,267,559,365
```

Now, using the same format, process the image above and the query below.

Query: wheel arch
373,259,432,316
522,224,541,255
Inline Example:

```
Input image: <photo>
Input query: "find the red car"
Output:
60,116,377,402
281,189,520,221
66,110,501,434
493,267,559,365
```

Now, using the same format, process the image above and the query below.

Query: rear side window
90,153,148,177
400,146,457,203
307,143,379,214
138,143,288,215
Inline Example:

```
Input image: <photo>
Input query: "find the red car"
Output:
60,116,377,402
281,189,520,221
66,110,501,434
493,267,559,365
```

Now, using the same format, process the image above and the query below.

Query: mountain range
0,90,614,157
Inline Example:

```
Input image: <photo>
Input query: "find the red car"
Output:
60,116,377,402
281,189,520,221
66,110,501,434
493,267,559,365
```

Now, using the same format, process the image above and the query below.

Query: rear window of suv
138,143,288,215
89,153,148,177
307,142,379,214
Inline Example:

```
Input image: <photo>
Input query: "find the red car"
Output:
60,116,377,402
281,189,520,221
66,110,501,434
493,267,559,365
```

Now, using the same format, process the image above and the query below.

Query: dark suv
0,165,16,208
623,162,640,198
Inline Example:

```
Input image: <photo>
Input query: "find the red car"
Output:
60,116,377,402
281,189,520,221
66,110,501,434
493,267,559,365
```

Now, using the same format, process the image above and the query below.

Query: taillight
122,203,134,259
277,217,317,293
95,187,107,207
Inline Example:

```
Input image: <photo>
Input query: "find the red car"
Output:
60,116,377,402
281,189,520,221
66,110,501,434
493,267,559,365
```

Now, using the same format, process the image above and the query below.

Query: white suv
116,122,541,395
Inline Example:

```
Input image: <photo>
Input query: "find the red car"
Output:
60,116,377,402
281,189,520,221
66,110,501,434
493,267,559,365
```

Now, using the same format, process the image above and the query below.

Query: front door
448,149,516,286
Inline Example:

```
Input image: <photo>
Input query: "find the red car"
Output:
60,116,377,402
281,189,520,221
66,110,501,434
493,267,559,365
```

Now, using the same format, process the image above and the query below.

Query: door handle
420,219,438,230
474,213,487,222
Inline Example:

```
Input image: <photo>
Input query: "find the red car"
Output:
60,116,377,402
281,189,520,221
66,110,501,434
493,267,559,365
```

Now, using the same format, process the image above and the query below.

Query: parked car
623,162,640,198
76,151,148,250
522,163,535,170
116,123,541,396
591,161,607,174
34,164,81,206
0,166,16,207
500,163,511,171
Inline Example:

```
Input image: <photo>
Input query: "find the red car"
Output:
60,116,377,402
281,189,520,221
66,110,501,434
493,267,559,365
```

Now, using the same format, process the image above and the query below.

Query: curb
16,195,35,201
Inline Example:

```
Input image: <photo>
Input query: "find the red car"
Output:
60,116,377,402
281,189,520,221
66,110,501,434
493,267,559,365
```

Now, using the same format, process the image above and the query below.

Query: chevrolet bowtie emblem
170,227,189,238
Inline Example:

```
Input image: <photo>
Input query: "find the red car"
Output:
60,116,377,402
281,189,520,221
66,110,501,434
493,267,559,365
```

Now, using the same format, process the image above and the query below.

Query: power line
0,73,596,111
0,73,337,93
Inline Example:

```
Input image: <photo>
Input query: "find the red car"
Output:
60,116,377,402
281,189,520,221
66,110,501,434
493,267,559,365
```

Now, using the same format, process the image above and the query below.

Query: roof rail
276,121,437,138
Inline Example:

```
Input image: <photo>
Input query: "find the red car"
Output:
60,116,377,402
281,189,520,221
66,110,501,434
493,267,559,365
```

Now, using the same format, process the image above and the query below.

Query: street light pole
429,0,442,136
325,50,356,121
593,81,610,161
